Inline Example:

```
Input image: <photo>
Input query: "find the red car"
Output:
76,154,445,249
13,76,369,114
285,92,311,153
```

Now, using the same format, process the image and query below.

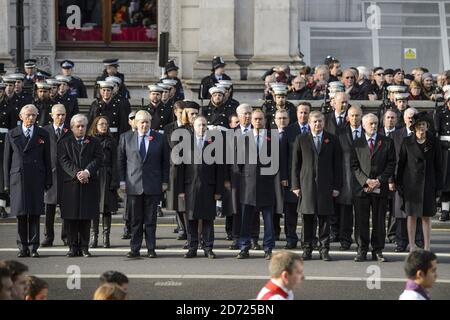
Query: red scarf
260,280,289,300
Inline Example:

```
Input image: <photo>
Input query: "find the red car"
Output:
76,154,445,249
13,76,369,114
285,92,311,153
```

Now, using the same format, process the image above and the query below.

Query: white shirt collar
351,126,362,133
176,120,182,127
53,123,64,131
366,132,377,141
335,111,345,119
312,131,323,139
22,125,34,135
253,128,266,137
241,124,251,133
406,127,413,136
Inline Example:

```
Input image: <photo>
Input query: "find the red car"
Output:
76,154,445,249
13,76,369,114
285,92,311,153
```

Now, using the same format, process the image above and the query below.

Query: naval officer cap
387,85,407,93
97,81,115,89
46,79,62,87
55,75,72,83
148,84,164,92
216,80,233,89
36,82,52,90
161,79,177,87
105,76,122,85
158,83,172,91
394,92,410,101
209,86,226,96
1,76,16,84
8,73,25,81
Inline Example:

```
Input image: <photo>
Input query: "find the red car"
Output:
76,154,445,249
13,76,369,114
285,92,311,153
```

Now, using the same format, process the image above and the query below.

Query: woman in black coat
178,116,223,259
88,116,119,248
397,112,443,252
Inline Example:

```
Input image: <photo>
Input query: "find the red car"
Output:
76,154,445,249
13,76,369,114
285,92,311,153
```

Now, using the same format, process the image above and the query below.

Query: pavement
0,209,449,300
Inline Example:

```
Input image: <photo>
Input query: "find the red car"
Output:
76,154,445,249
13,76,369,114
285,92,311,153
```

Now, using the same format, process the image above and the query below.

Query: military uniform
69,76,88,98
435,107,450,199
160,77,185,102
141,102,173,133
88,96,130,141
0,90,11,216
202,101,234,129
6,92,32,129
199,56,232,100
34,98,55,127
261,100,296,129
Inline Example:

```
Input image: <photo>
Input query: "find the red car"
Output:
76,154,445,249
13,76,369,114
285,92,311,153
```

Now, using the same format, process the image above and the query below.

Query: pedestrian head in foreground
257,251,304,300
0,260,29,300
25,276,48,300
99,271,129,293
399,250,437,300
93,283,127,300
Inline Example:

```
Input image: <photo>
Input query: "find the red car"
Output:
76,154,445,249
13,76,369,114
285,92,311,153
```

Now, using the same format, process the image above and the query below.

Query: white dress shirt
22,125,34,138
137,130,151,153
366,133,377,148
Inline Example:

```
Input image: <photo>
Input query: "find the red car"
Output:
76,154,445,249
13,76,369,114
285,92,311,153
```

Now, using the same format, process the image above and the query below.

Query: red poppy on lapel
378,140,382,148
324,138,330,144
38,138,45,145
64,128,69,133
266,136,271,142
148,135,154,142
84,139,90,144
207,139,213,144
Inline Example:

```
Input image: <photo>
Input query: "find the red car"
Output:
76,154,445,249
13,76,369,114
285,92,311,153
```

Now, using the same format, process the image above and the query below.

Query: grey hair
20,104,38,115
357,66,370,79
135,110,152,121
236,104,252,116
70,114,88,127
404,107,418,119
362,113,378,126
51,104,66,114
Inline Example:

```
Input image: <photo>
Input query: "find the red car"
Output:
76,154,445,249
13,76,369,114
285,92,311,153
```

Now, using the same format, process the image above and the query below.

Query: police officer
202,86,234,130
34,82,55,127
262,84,296,129
60,60,88,98
160,60,185,102
0,83,10,218
199,56,232,101
435,85,450,221
54,75,79,126
141,85,173,133
88,81,130,142
23,59,38,96
95,59,130,99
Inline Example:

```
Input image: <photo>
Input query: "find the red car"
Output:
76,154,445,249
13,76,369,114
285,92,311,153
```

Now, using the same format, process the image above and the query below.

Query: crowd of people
0,54,448,264
0,249,439,300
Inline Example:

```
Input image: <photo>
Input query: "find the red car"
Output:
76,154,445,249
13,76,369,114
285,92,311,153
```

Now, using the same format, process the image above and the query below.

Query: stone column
192,0,240,79
29,0,56,73
247,0,303,80
0,0,12,65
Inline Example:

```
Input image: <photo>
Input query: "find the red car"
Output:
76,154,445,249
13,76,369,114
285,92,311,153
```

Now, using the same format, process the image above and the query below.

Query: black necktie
25,128,31,142
77,139,83,147
56,128,61,139
337,116,343,126
140,135,147,160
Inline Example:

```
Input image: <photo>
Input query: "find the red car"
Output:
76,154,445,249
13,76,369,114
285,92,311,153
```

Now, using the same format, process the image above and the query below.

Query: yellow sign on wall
404,48,417,60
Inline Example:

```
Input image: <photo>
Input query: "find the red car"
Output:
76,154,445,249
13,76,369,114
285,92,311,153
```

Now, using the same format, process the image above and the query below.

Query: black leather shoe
415,242,424,249
177,234,187,241
237,250,249,259
127,251,140,258
284,243,297,250
0,207,8,218
372,251,387,262
439,210,449,221
173,227,180,234
302,250,312,261
31,250,40,258
354,251,367,262
252,242,262,251
66,250,77,257
264,251,272,260
17,249,30,258
81,250,92,258
121,233,131,240
229,241,239,250
147,250,157,258
339,243,351,251
184,250,197,258
394,246,407,253
41,239,53,247
204,250,216,259
320,250,332,261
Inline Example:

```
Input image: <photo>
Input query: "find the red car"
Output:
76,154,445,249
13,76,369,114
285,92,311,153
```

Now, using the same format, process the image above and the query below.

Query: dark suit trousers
17,215,40,251
187,219,214,250
44,204,67,242
239,205,275,252
329,201,340,239
129,194,159,253
176,211,186,235
273,213,282,238
354,195,387,252
232,208,260,241
338,204,354,245
386,199,396,240
225,216,233,236
302,214,330,250
284,202,299,245
396,217,424,248
65,219,90,250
